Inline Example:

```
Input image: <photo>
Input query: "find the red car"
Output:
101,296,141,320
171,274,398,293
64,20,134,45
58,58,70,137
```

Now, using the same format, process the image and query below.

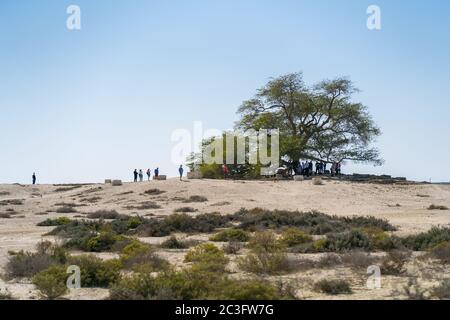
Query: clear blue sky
1,0,449,184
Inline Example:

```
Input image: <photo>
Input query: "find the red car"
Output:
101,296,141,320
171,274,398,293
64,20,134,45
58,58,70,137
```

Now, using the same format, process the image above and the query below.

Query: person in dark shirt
32,173,36,185
178,165,184,181
133,169,138,182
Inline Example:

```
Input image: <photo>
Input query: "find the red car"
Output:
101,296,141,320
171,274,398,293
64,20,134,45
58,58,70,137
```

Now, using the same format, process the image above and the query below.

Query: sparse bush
185,243,229,272
380,250,410,275
174,207,198,213
125,201,161,210
239,231,291,275
0,213,11,219
210,229,250,242
0,199,23,206
402,278,430,300
279,228,313,247
121,241,169,272
315,253,342,268
429,242,450,263
56,206,77,214
223,241,243,255
144,189,166,195
183,195,208,203
160,236,195,249
5,251,56,279
37,217,71,227
314,279,352,295
32,265,68,300
428,204,449,210
432,279,450,300
86,210,122,220
341,251,379,270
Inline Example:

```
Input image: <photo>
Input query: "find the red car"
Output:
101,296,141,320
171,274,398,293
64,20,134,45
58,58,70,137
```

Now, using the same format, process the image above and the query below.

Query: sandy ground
1,178,449,299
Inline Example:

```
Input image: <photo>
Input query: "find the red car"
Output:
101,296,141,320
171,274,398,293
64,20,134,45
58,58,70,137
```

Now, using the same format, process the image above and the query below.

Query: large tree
236,72,383,170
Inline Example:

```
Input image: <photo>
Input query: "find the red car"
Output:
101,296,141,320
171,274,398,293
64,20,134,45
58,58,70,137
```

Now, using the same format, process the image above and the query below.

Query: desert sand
1,178,449,300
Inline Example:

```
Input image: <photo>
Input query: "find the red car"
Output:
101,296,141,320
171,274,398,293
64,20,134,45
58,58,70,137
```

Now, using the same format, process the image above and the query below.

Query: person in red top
222,164,229,179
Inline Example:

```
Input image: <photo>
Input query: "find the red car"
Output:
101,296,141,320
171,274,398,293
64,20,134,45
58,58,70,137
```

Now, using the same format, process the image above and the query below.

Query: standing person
139,169,144,182
32,172,36,185
336,162,341,175
133,169,138,182
146,169,151,181
323,162,327,174
154,168,159,178
222,164,229,179
178,165,184,181
315,162,320,175
308,161,313,177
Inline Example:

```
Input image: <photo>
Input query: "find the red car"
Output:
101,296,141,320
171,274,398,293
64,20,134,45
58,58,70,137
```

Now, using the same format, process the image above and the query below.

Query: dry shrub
380,250,410,275
314,279,352,295
428,204,449,210
174,207,198,213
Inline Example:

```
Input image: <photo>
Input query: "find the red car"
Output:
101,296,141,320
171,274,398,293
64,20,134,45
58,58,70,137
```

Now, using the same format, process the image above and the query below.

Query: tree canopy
236,72,383,167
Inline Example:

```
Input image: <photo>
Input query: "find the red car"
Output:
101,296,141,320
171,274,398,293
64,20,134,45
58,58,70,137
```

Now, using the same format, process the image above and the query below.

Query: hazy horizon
1,0,450,184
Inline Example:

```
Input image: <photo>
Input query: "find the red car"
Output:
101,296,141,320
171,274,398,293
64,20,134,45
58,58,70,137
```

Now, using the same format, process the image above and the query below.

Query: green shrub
185,243,229,272
233,208,396,234
279,228,313,247
85,231,123,252
110,268,294,300
239,231,291,275
37,217,71,227
160,236,196,249
210,229,250,242
121,242,169,272
402,227,450,251
135,213,230,237
32,265,68,300
322,230,373,252
314,279,352,295
68,255,121,288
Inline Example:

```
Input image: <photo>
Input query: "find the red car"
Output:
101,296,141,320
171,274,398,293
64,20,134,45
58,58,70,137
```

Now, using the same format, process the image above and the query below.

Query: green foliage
279,228,313,247
32,265,68,300
135,213,231,237
85,231,124,252
428,241,450,263
233,208,396,234
37,217,71,226
110,268,294,300
210,229,250,242
160,236,195,249
120,241,169,272
68,255,121,288
184,244,229,272
402,227,450,251
322,230,372,252
236,72,382,166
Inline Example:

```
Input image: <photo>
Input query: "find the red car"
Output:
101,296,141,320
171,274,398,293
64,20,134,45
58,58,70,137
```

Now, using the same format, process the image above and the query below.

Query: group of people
133,165,185,182
133,168,159,182
297,161,341,177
